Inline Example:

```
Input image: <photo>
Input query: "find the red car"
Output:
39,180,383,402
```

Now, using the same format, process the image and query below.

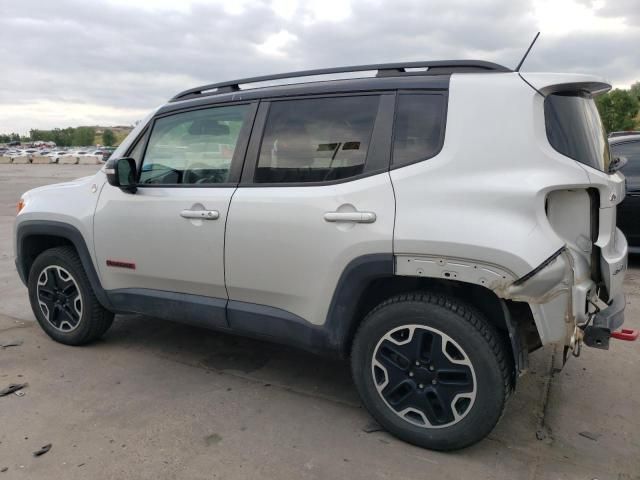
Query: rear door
614,139,640,248
94,102,256,305
224,94,396,327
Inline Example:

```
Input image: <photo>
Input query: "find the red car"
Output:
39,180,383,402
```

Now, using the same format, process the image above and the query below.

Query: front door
94,102,256,301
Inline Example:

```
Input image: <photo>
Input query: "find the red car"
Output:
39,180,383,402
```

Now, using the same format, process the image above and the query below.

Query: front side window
256,96,380,183
612,140,640,191
544,92,611,172
139,104,250,185
392,93,446,167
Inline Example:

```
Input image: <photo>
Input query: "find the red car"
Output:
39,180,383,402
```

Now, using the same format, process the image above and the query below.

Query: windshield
544,92,610,172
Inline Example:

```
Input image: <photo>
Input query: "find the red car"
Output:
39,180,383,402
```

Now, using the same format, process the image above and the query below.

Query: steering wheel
183,163,211,184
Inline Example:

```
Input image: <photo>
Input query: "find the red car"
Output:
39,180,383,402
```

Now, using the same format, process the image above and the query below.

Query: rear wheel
28,246,113,345
351,292,511,451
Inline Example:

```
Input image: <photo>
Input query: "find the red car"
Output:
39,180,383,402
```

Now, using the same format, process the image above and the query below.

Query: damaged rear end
506,73,632,362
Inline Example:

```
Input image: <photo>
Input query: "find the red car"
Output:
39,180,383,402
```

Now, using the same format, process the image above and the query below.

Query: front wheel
28,246,114,345
351,292,512,451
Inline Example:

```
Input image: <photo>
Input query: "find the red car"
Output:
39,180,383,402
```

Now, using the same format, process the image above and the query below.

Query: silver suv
14,61,630,450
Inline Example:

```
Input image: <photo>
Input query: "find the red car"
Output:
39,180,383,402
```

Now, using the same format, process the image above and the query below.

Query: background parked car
612,134,640,252
47,150,68,162
609,131,640,138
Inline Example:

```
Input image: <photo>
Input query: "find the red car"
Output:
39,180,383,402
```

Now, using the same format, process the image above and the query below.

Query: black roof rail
170,60,511,102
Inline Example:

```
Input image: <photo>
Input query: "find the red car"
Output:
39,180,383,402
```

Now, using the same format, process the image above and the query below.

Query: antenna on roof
515,32,540,72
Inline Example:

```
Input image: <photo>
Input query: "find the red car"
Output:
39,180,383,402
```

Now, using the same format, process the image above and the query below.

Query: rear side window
612,140,640,191
392,93,446,166
256,96,380,183
544,92,610,172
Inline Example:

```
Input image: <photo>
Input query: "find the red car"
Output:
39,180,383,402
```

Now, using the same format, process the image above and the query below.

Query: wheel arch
326,254,538,381
15,220,113,310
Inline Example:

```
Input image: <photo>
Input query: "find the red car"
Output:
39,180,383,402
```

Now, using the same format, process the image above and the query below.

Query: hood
22,175,96,199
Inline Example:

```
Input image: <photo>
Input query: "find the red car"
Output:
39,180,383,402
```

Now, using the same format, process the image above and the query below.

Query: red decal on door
106,259,136,270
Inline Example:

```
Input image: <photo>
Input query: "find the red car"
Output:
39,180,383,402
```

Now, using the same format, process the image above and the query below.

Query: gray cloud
0,0,638,133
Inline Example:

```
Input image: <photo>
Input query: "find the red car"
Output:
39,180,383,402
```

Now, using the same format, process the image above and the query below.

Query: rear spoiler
519,73,611,97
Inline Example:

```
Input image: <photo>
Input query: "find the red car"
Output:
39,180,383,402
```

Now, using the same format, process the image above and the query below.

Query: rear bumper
583,293,626,349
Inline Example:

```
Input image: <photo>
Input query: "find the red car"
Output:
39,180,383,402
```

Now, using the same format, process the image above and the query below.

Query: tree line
0,127,116,146
595,82,639,133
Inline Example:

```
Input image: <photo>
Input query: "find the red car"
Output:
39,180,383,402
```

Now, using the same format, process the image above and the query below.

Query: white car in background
47,151,69,162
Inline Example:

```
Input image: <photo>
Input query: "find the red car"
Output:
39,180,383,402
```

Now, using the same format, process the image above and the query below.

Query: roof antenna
515,32,540,72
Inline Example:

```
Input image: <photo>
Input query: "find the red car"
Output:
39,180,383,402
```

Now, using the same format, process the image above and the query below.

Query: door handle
180,209,219,220
323,211,376,223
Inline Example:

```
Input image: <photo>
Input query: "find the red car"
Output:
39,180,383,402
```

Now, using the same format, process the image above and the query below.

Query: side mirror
105,158,137,194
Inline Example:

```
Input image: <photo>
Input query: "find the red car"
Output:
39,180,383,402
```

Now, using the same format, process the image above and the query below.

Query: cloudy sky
1,0,639,134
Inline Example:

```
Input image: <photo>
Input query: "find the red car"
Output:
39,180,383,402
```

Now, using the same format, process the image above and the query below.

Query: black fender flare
323,253,395,353
15,220,113,310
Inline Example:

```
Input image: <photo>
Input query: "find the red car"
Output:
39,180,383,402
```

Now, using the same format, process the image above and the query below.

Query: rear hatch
523,72,627,303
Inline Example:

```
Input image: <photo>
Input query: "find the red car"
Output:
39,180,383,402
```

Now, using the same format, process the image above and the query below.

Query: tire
351,292,512,451
28,246,114,345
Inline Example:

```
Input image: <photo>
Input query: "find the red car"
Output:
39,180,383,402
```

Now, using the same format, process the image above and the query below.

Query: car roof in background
609,134,640,145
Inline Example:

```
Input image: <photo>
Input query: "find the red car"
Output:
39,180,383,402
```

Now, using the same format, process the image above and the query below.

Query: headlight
16,198,25,214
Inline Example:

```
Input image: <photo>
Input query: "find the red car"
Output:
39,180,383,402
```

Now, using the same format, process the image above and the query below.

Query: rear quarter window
392,93,446,167
544,92,610,172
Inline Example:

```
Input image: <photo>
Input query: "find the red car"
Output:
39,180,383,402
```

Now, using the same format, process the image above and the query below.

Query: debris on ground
362,421,383,433
1,467,8,473
204,433,222,446
0,383,28,397
579,431,601,441
0,340,23,349
33,444,52,457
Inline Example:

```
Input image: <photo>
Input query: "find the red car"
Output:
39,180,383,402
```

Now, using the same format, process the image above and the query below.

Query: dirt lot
0,164,638,479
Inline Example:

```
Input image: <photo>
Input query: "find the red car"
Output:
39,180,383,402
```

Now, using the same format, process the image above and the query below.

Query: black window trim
239,92,396,187
390,90,448,170
128,100,259,188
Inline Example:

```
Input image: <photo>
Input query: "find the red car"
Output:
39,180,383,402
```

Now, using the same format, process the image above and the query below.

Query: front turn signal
17,198,25,214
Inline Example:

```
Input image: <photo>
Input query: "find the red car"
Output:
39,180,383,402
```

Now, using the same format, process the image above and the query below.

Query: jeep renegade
14,60,631,450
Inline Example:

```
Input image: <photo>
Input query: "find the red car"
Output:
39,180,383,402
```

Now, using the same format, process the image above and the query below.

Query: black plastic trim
511,247,565,286
15,220,113,310
107,288,228,330
583,293,626,350
170,60,509,102
323,253,395,354
227,300,331,354
500,300,526,381
98,254,393,356
161,76,450,115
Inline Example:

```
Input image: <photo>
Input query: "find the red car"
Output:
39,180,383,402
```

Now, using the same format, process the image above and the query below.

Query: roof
169,60,511,103
609,134,640,145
